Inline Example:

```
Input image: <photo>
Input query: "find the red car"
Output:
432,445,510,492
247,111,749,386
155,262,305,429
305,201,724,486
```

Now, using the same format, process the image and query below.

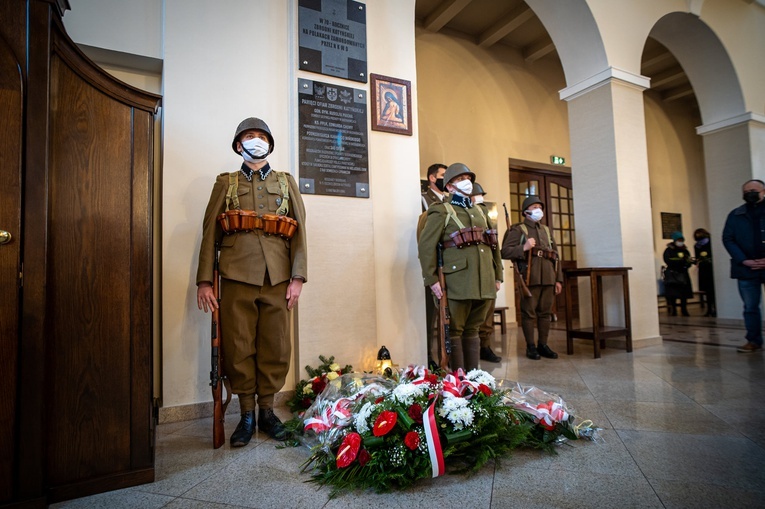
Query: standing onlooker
693,228,716,317
722,179,765,353
663,231,693,317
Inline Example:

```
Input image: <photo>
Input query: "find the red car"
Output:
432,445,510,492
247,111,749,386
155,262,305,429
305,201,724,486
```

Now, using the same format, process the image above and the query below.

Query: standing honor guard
501,196,562,360
418,163,503,371
196,117,307,446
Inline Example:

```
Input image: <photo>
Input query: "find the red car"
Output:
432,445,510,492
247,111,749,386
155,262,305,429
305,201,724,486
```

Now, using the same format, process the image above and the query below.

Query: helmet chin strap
241,145,267,161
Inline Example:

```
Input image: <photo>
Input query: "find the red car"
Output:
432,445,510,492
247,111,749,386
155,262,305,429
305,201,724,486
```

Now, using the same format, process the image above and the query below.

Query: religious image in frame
370,73,412,136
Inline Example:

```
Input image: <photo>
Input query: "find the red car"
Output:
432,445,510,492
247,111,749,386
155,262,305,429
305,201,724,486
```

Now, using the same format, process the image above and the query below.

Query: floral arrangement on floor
285,365,599,497
287,355,354,414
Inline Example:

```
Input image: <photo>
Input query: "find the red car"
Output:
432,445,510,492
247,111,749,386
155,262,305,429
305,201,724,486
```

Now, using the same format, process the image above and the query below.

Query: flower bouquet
287,355,353,414
288,365,598,497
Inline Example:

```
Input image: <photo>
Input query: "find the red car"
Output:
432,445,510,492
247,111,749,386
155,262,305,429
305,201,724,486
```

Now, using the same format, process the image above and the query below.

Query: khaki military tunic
501,218,562,286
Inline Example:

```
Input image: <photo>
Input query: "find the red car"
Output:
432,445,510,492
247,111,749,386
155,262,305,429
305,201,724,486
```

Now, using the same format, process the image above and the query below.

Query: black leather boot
538,344,558,359
480,346,502,363
526,345,541,360
230,411,256,447
258,408,287,440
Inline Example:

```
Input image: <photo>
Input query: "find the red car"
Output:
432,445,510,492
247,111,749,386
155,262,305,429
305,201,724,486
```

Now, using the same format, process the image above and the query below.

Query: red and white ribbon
423,397,445,477
304,397,352,433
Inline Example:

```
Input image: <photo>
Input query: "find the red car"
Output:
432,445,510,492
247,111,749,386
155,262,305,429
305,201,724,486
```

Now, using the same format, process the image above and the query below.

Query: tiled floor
52,309,765,509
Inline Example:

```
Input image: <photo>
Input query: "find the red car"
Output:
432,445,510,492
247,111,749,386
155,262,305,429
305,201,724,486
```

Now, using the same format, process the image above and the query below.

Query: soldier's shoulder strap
225,171,240,212
442,202,467,230
275,171,290,216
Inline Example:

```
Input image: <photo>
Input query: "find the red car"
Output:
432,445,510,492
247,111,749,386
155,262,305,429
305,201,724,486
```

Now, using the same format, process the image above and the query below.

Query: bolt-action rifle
436,244,452,369
502,203,532,298
211,242,231,449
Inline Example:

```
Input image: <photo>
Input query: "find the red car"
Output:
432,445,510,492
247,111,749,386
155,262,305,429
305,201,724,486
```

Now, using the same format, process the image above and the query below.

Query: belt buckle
536,250,544,258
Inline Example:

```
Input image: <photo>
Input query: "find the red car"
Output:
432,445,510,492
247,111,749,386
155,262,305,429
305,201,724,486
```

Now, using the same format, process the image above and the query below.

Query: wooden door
0,32,23,506
508,167,578,322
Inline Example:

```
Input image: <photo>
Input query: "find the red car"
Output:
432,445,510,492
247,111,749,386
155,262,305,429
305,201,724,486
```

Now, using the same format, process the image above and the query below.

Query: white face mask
527,208,544,222
453,180,473,196
473,195,485,204
241,138,269,162
675,241,684,247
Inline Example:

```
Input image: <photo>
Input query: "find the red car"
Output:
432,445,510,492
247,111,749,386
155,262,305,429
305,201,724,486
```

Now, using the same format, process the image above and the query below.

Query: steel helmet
231,117,275,155
521,195,544,212
471,182,486,196
443,163,475,186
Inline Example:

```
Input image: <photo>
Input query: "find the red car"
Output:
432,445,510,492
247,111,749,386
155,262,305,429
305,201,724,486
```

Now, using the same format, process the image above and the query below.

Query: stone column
561,68,661,348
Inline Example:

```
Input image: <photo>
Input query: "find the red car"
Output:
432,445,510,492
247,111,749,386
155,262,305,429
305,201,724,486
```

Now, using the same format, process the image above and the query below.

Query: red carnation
373,410,397,436
311,377,327,394
336,432,361,468
358,448,371,467
404,431,420,450
408,403,423,424
478,384,492,396
301,398,313,408
425,373,438,385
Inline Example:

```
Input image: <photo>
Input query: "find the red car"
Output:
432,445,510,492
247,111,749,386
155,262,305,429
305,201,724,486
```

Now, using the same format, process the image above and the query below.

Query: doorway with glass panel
507,163,578,324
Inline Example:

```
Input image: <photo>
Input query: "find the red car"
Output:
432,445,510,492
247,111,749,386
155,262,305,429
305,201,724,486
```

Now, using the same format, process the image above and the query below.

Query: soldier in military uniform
418,163,503,371
196,117,307,446
419,163,447,369
471,182,502,363
501,196,562,360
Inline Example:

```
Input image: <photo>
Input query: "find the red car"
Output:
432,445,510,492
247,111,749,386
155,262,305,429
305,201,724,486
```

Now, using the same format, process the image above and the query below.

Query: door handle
0,230,11,245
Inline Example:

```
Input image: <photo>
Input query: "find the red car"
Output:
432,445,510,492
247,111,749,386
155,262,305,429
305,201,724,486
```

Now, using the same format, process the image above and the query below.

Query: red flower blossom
425,373,438,385
358,448,371,467
478,384,492,396
408,403,423,424
540,421,556,431
404,431,420,450
311,377,327,394
373,410,397,436
301,397,313,408
336,432,361,468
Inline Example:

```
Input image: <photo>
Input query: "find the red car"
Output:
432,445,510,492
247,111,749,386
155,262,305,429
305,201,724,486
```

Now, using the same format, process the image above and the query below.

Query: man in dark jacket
722,179,765,353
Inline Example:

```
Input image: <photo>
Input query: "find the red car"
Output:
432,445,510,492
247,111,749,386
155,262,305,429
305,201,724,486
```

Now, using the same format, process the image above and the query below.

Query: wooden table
563,267,632,359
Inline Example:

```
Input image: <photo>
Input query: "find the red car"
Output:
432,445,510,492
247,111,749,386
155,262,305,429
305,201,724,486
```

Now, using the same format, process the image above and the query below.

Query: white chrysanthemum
392,383,425,406
446,406,475,430
437,394,468,417
354,401,374,434
465,369,496,389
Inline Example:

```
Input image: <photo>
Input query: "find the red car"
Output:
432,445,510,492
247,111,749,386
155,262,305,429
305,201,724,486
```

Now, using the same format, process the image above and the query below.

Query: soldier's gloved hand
430,282,443,300
197,283,218,313
523,238,536,251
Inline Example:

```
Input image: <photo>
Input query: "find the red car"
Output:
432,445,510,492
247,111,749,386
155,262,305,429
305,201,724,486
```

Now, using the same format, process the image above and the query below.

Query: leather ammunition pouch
217,209,298,239
443,226,487,249
484,228,498,249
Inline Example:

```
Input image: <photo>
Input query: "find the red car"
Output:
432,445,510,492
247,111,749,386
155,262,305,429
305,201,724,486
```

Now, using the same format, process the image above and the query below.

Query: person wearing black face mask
693,228,716,317
722,179,765,353
419,163,448,369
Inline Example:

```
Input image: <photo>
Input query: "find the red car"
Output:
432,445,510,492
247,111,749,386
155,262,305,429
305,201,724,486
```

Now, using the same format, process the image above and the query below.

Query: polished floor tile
54,315,765,508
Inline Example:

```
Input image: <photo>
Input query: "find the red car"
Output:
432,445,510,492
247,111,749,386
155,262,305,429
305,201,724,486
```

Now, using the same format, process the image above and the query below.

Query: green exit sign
550,155,565,165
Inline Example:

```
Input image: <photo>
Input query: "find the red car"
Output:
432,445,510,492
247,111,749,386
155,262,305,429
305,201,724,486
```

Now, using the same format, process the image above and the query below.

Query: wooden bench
493,306,508,335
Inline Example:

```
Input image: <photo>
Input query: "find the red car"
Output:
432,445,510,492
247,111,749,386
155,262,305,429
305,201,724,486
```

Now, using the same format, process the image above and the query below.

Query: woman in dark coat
693,228,716,316
663,231,693,316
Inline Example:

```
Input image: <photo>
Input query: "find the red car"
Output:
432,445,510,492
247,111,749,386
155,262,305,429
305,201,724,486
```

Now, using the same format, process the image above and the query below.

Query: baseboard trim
159,391,295,424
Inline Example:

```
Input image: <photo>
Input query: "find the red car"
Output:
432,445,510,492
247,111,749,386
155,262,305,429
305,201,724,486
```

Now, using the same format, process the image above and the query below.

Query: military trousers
220,276,291,412
447,298,492,371
520,284,555,347
478,299,496,349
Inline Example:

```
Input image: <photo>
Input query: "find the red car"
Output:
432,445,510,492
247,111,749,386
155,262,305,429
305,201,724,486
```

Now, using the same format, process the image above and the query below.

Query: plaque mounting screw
303,60,308,65
360,187,366,192
358,94,363,98
303,83,309,88
304,183,310,189
360,72,365,77
359,5,363,10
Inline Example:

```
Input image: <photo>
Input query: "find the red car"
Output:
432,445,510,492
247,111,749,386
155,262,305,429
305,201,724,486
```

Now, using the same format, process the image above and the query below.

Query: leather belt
442,238,490,249
531,247,559,261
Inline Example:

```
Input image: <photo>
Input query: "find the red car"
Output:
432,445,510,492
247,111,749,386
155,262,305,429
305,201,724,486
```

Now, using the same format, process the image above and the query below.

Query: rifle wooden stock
502,203,532,298
210,243,229,449
436,244,451,370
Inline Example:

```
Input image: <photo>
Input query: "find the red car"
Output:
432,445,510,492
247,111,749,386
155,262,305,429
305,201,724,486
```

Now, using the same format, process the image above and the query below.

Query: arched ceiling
415,0,700,118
